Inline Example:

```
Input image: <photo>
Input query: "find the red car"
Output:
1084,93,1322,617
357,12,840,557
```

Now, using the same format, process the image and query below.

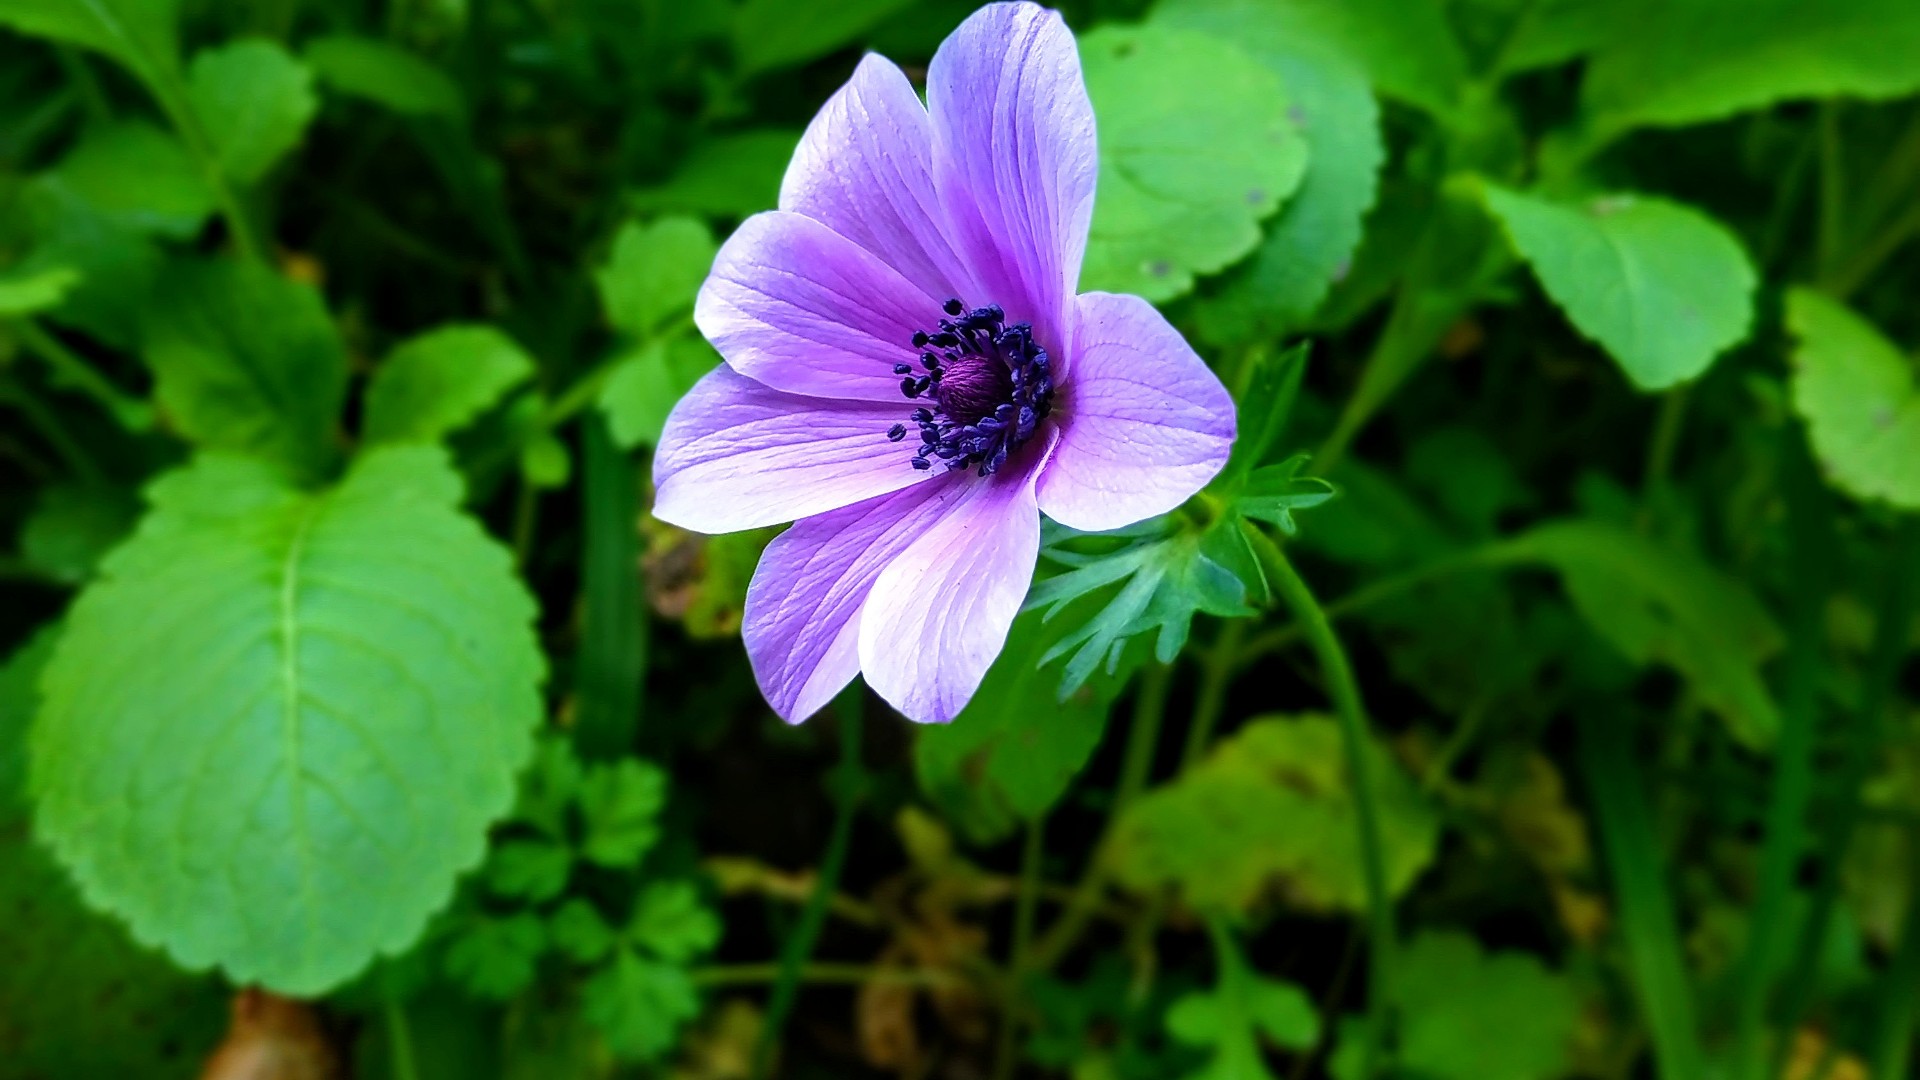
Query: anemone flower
652,1,1236,724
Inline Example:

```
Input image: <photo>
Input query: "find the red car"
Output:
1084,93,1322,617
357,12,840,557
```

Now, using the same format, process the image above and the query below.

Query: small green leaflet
581,882,722,1059
1167,922,1319,1080
0,0,182,86
486,839,574,903
30,446,545,994
362,323,537,445
1480,184,1756,391
577,759,667,868
599,338,719,450
1784,289,1920,509
444,913,547,1000
629,130,799,218
594,216,715,340
304,35,464,119
185,40,318,184
0,265,80,316
47,121,214,239
1080,25,1309,302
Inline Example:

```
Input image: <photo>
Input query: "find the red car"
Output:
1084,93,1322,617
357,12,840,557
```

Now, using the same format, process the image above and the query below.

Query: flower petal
1037,292,1235,531
696,210,941,402
857,444,1050,723
927,2,1097,356
781,54,975,304
743,478,973,723
653,365,930,533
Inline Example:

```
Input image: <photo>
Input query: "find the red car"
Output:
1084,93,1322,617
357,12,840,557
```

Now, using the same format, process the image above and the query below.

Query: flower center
886,298,1055,477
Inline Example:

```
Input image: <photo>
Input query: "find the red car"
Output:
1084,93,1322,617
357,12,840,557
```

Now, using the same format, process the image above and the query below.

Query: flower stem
1245,523,1396,1074
751,690,865,1079
10,317,153,431
992,817,1047,1080
383,1000,419,1080
1181,621,1245,767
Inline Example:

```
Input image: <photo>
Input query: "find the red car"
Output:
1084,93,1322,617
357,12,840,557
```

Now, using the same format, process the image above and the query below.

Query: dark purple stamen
881,297,1055,477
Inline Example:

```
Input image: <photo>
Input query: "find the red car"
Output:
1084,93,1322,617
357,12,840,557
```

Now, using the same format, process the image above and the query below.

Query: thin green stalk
1245,524,1395,1075
1732,440,1835,1080
11,317,153,431
0,379,103,483
383,1000,419,1080
509,478,539,568
698,962,960,989
574,415,647,759
53,47,111,124
1816,103,1847,283
148,75,264,262
1827,195,1920,298
1182,621,1246,767
1579,709,1707,1080
1637,386,1688,533
752,692,866,1079
1030,662,1173,973
1871,829,1920,1080
993,818,1048,1080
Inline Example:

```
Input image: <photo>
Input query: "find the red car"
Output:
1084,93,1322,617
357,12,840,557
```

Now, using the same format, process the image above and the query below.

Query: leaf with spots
30,445,544,994
1080,25,1309,302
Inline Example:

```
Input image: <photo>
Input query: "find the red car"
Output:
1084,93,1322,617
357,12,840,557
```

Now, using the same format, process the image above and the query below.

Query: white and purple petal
653,366,929,533
1036,292,1235,531
927,2,1097,359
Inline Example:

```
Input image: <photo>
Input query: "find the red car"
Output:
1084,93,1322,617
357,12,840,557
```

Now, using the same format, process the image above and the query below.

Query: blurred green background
3,0,1920,1078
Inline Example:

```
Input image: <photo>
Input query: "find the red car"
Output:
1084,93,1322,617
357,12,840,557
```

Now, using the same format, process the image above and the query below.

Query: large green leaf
1784,289,1920,509
31,446,544,993
1582,0,1920,137
186,39,318,184
1109,714,1438,913
1158,0,1384,342
594,216,715,339
1505,520,1783,747
0,627,228,1077
139,256,348,478
1481,185,1755,391
303,35,463,119
362,324,536,445
0,0,181,84
1080,25,1308,302
47,120,214,239
731,0,914,75
915,609,1130,844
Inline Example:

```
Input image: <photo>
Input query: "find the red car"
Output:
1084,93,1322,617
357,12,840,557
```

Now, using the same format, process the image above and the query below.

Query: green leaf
0,0,180,83
0,265,80,316
486,838,574,903
1153,0,1385,340
629,130,798,218
31,446,544,994
1235,454,1336,536
444,912,547,1000
598,337,718,450
304,35,463,119
1582,0,1920,137
595,216,715,339
1784,289,1920,509
139,256,348,478
549,898,617,963
363,323,537,445
627,881,721,963
1331,932,1580,1080
1506,519,1783,747
915,609,1130,844
1166,926,1318,1080
18,483,139,584
185,39,317,184
582,948,701,1060
577,758,666,868
1495,0,1619,74
12,180,163,348
1080,25,1308,302
1109,714,1439,913
511,736,583,839
0,627,228,1075
732,0,914,75
1481,185,1756,390
48,120,215,239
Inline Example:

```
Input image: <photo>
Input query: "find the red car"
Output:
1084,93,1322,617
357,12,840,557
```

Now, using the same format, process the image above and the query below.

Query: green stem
1816,103,1847,282
383,1001,419,1080
992,818,1047,1080
0,379,103,483
11,318,152,431
1827,195,1920,299
1872,829,1920,1080
1182,621,1246,767
1245,524,1395,1074
53,47,112,124
147,72,264,262
1030,662,1173,973
699,962,960,989
1636,386,1688,533
752,691,866,1079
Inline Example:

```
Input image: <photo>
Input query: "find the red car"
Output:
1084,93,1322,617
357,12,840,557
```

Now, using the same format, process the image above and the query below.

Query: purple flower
652,2,1236,724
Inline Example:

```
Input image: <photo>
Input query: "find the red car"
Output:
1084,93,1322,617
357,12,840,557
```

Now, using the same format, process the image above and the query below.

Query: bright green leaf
0,0,180,84
31,446,544,994
486,839,574,903
598,337,718,450
48,120,214,239
0,265,80,316
304,35,463,118
186,40,317,183
732,0,914,75
915,609,1131,843
363,323,536,445
577,759,666,868
627,881,721,963
595,216,715,339
511,737,583,839
444,913,547,1000
1481,185,1756,391
1583,0,1920,137
1110,714,1439,913
1080,25,1308,302
582,949,701,1060
1784,289,1920,509
1236,454,1336,536
1167,928,1318,1080
520,433,572,489
629,130,798,218
139,256,348,478
549,898,616,963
